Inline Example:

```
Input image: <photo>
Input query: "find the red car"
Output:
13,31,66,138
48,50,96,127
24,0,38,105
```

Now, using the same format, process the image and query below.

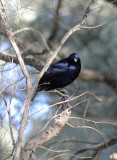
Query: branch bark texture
20,108,71,160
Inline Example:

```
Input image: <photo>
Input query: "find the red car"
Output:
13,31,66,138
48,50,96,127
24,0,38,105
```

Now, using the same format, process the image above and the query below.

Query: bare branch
0,6,31,88
69,137,117,160
7,103,16,147
0,28,47,57
45,139,98,147
2,147,15,160
0,53,43,71
105,0,117,6
21,106,72,160
0,4,32,160
13,27,50,51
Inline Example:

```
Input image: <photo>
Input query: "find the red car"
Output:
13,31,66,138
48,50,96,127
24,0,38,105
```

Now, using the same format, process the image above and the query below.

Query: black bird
32,53,81,101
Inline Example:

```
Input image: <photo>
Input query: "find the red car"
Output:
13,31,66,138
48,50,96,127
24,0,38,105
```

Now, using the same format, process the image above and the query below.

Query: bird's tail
31,86,42,101
31,83,49,101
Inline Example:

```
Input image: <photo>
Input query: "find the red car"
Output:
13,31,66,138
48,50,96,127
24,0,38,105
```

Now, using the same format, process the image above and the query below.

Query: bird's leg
56,89,69,110
54,88,68,97
59,88,69,95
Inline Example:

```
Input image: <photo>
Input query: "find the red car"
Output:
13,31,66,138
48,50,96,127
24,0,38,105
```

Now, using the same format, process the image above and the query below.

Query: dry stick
3,96,16,146
13,27,50,51
0,7,31,88
20,92,71,160
0,28,46,57
0,5,32,160
0,53,43,71
8,101,16,147
69,137,117,160
106,0,117,6
2,148,15,160
21,106,72,160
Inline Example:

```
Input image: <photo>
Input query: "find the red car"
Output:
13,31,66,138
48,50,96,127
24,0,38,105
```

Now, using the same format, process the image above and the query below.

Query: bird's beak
74,58,78,62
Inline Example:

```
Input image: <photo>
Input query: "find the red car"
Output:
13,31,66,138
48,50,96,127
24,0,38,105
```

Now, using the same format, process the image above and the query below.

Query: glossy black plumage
32,53,81,101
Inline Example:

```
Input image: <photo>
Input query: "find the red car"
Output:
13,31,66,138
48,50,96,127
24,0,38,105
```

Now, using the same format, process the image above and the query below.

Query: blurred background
0,0,117,159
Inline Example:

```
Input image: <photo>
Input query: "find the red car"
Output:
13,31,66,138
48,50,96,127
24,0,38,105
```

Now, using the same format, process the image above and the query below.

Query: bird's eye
74,58,78,62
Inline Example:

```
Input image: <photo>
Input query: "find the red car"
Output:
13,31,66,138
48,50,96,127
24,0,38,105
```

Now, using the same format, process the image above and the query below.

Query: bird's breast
67,65,80,82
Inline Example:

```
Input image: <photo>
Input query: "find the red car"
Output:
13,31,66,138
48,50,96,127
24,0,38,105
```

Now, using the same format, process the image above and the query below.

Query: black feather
32,53,81,101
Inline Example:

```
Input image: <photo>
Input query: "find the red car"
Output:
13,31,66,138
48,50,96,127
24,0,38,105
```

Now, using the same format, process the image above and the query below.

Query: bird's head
68,53,81,65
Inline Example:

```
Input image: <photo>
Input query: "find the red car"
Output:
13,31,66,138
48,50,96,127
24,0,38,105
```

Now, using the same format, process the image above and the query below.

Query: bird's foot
53,89,68,97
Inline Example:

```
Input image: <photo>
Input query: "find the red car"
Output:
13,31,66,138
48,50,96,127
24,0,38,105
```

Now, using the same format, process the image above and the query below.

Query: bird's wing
39,61,68,84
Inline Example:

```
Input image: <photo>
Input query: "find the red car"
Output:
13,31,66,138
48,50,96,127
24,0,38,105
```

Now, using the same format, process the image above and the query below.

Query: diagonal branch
21,106,72,160
70,137,117,160
0,53,43,71
105,0,117,6
0,6,31,88
0,4,32,160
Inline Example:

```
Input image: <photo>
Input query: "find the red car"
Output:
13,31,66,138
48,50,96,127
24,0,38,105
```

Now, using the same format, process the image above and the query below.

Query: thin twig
7,102,16,146
69,137,117,160
13,27,50,50
2,147,15,160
